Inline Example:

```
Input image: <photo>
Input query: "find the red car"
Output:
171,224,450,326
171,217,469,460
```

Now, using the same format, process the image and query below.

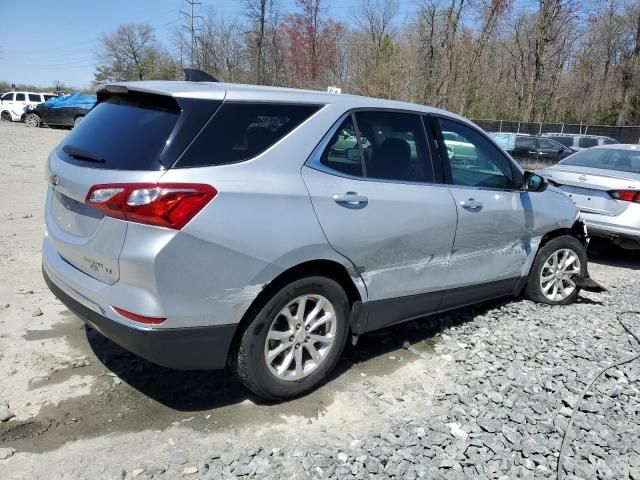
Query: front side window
538,138,562,149
437,117,515,189
320,115,363,177
179,103,321,167
550,136,574,147
354,111,433,183
1,93,13,101
15,93,25,101
579,137,598,148
515,136,536,150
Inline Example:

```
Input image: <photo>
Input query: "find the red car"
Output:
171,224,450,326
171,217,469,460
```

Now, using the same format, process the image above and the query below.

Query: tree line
95,0,640,126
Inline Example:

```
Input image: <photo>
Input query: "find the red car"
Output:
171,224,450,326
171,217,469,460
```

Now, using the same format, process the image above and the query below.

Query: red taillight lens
609,190,640,203
111,306,165,325
86,183,217,230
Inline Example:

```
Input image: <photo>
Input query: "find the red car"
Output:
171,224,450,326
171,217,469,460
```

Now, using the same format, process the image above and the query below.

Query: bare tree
95,23,176,83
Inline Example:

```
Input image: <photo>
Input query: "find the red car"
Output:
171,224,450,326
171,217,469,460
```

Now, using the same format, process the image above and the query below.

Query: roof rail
183,68,219,83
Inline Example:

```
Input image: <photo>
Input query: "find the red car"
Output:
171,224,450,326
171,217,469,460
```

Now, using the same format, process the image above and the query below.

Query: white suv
0,91,53,122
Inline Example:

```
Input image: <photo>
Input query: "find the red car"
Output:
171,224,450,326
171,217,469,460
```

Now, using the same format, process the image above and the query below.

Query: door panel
302,166,457,301
432,116,528,290
445,187,528,289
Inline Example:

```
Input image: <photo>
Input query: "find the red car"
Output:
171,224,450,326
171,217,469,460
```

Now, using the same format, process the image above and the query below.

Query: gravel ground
0,120,639,479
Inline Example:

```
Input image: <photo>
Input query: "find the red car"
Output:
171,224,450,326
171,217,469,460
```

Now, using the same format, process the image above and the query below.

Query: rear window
560,148,640,174
57,93,180,170
178,103,321,167
578,137,599,148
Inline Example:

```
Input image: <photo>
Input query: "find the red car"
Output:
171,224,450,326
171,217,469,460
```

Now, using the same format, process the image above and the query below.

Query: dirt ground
0,120,638,479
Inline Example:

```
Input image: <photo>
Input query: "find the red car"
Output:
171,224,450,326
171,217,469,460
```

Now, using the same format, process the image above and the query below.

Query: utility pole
180,0,203,67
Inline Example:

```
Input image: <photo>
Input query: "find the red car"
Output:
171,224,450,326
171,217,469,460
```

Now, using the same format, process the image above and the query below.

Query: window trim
427,113,525,192
307,107,441,187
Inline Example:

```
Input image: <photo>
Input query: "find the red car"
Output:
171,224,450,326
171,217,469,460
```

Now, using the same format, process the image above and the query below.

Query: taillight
86,183,217,230
609,190,640,203
111,306,165,325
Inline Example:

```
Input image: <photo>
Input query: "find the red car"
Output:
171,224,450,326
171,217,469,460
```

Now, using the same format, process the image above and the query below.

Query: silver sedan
539,144,640,249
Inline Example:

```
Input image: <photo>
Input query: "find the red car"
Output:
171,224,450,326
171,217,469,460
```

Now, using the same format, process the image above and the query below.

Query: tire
524,235,587,305
25,113,41,128
233,276,350,400
1,111,11,122
73,115,84,127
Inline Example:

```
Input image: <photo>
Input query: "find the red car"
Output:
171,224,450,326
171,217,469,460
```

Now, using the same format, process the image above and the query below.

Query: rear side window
15,93,25,101
57,93,180,170
321,115,363,177
28,94,41,102
355,111,433,183
178,103,321,168
579,137,598,148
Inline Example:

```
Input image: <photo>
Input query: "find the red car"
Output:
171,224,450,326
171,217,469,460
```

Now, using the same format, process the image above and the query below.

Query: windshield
559,147,640,174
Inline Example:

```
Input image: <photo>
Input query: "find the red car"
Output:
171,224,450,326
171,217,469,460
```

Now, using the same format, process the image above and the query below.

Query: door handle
460,198,483,211
333,192,368,207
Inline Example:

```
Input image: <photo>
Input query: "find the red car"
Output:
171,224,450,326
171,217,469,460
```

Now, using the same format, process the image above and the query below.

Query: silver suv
43,81,593,399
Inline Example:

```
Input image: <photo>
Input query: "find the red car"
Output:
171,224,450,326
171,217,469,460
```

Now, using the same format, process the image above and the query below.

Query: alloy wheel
264,294,337,381
539,248,581,302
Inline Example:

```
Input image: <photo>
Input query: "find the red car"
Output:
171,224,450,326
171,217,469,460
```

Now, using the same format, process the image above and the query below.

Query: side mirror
345,148,360,162
524,172,547,192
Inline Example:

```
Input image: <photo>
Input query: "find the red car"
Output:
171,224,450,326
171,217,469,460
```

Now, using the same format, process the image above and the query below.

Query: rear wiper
62,145,104,163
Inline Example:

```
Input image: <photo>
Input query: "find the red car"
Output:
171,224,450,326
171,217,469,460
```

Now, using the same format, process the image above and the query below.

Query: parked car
24,93,96,128
43,81,597,400
511,135,575,165
540,133,618,150
488,133,575,166
539,144,640,249
1,91,53,122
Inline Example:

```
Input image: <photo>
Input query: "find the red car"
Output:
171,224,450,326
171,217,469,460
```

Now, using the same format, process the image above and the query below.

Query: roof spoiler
184,68,219,82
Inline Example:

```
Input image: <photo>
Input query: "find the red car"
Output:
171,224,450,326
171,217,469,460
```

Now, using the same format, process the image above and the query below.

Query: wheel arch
227,258,363,365
539,219,588,249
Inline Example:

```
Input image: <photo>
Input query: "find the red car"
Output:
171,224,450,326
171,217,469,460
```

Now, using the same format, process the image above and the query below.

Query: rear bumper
581,212,640,242
43,266,237,370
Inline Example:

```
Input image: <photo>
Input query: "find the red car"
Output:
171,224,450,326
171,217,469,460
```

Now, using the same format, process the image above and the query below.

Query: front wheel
232,276,350,400
524,235,587,305
25,113,41,128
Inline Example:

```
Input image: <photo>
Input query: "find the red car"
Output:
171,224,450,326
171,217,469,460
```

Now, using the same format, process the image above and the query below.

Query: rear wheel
524,235,587,305
233,276,350,400
25,113,41,128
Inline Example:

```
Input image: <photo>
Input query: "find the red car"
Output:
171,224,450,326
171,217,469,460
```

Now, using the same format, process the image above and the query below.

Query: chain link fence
472,119,640,144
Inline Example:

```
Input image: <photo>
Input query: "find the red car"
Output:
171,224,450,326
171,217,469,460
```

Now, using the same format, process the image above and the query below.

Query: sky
0,0,539,89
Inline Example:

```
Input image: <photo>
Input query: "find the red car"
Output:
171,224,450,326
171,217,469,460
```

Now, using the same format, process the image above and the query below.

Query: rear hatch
543,165,640,216
46,86,222,284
